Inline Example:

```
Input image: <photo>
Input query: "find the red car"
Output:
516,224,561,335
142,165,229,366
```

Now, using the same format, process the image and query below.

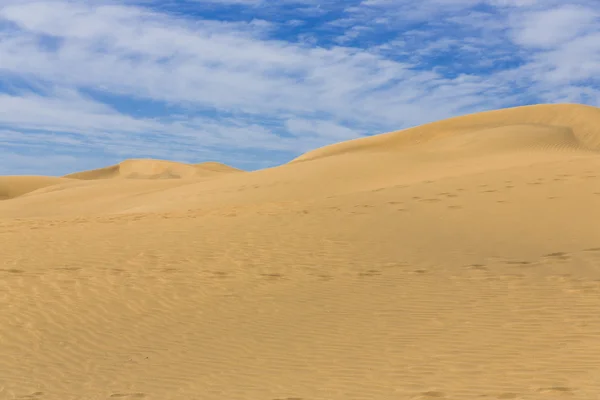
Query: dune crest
64,159,242,180
291,103,600,163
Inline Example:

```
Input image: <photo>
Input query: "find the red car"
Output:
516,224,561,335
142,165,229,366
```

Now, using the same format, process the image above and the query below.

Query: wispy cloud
0,0,598,175
509,4,598,48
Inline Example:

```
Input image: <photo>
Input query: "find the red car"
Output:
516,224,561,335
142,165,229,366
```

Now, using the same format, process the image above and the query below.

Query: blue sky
0,0,599,175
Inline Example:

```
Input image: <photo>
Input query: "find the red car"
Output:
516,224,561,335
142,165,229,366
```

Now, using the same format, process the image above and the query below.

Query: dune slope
1,103,600,400
291,103,600,163
0,176,74,200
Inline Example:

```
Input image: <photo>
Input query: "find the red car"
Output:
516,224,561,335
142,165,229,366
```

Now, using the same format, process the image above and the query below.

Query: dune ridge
64,159,242,180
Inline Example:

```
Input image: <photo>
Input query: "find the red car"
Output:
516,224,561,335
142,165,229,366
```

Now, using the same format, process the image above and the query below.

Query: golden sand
1,104,600,399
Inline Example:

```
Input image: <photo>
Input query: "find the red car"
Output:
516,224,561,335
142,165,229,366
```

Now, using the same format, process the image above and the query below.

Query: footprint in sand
358,269,382,277
411,269,429,274
536,386,573,395
16,393,44,399
261,273,285,280
313,273,333,281
420,391,446,398
466,263,488,271
497,393,518,399
505,260,532,266
210,271,229,278
2,268,25,274
542,252,571,261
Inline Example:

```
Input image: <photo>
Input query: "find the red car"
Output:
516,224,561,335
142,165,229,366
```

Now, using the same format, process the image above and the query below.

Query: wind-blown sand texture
1,103,600,400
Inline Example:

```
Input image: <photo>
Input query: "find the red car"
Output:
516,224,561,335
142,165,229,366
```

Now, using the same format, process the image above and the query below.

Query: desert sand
1,103,600,400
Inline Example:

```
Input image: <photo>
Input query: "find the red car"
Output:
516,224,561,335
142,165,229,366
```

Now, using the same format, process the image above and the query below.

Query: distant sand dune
1,103,600,400
64,159,242,180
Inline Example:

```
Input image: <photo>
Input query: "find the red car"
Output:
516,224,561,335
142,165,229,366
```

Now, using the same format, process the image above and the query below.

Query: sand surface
1,104,600,400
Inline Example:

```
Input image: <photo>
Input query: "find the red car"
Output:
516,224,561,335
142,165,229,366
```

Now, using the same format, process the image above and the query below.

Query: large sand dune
1,103,600,400
291,103,600,163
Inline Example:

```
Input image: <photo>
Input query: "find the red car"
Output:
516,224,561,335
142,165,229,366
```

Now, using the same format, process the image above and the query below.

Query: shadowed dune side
64,159,243,180
0,176,74,200
290,103,600,163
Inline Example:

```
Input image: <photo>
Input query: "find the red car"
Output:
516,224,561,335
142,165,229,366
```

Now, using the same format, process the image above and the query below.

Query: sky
0,0,599,175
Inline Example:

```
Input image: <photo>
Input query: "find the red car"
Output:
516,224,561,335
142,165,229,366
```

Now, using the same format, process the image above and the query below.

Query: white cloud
0,2,505,125
0,89,157,134
285,118,362,140
510,5,599,48
501,3,600,85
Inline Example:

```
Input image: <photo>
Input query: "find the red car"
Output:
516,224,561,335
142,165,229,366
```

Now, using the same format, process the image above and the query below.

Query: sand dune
2,105,599,218
0,175,74,200
291,103,600,163
64,159,242,180
1,103,600,400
